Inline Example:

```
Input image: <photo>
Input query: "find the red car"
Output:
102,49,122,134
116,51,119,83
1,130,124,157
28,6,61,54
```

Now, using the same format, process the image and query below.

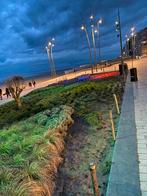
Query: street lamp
97,18,103,62
130,27,136,68
90,15,94,20
90,15,97,72
131,27,135,32
115,9,125,77
81,25,93,73
125,35,130,56
46,39,56,77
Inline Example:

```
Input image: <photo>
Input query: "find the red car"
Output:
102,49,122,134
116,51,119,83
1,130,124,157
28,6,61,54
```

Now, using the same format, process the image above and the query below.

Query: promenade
107,56,147,196
0,64,117,106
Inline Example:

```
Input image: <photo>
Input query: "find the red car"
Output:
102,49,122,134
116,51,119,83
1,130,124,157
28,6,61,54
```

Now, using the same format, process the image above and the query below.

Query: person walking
29,82,32,87
0,89,2,100
32,80,36,88
5,88,11,98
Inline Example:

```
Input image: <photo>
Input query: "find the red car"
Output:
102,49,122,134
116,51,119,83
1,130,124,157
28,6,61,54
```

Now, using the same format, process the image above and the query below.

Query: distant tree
6,76,25,109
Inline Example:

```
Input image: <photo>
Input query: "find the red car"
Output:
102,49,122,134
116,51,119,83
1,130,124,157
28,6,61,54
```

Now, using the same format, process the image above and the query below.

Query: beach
0,63,119,106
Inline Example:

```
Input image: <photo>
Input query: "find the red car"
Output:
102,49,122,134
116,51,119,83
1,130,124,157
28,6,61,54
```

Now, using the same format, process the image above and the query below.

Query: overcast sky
0,0,146,80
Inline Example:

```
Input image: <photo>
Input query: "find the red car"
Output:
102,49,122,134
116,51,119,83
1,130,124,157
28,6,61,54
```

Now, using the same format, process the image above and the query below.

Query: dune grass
0,105,74,195
0,76,123,195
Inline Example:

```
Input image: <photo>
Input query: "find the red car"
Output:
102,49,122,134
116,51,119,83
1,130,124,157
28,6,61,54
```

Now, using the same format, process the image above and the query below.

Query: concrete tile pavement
107,57,147,196
133,56,147,195
106,72,140,196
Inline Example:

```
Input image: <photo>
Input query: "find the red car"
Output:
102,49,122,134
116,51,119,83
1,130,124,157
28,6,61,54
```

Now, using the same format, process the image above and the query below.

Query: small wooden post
109,110,116,141
89,163,100,196
113,94,120,114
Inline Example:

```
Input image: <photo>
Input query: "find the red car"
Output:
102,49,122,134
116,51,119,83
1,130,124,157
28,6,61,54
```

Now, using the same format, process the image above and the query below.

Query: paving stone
134,57,147,195
142,192,147,196
140,173,147,181
139,165,147,173
140,182,147,191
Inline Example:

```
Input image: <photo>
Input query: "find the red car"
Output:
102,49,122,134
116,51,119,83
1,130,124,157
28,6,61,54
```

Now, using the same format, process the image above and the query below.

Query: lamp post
97,19,102,62
90,15,97,72
46,39,56,77
81,25,93,73
130,28,136,68
115,9,125,77
126,37,130,56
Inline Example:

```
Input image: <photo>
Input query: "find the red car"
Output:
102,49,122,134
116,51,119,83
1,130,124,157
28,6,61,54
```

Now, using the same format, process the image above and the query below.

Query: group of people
0,88,11,100
0,80,37,101
28,80,36,88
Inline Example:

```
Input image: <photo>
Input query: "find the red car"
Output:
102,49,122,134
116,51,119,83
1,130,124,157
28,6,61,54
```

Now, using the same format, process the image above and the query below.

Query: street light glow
81,25,85,30
98,19,102,24
48,42,52,46
90,15,94,20
131,27,135,32
94,29,98,33
115,21,119,25
52,38,55,41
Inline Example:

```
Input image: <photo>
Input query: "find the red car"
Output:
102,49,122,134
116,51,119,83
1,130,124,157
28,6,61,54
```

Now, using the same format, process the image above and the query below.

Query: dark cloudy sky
0,0,146,81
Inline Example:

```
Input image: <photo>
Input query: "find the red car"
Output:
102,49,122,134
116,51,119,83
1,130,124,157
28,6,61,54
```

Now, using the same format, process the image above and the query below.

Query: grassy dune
0,77,122,129
0,77,123,195
0,105,74,195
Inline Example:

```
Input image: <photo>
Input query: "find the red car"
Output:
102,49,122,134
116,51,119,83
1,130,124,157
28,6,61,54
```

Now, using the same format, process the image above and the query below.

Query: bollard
89,163,100,196
113,94,120,114
109,110,116,141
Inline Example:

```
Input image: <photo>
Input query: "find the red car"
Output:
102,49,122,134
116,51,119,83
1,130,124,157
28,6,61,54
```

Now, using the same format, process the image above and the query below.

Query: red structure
90,71,120,80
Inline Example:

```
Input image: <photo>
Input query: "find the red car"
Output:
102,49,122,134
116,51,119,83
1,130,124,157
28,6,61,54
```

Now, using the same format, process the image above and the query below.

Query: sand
0,63,118,106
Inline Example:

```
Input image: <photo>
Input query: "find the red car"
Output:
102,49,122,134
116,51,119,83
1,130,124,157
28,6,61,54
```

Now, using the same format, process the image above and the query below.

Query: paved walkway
133,57,147,195
106,71,140,196
107,56,147,196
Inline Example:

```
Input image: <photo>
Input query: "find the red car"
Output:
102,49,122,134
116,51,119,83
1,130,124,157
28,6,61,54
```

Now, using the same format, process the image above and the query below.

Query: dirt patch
53,117,88,195
53,113,116,196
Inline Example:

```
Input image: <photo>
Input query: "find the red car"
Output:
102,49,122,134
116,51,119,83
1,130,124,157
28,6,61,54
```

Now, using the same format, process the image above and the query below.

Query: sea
0,62,89,85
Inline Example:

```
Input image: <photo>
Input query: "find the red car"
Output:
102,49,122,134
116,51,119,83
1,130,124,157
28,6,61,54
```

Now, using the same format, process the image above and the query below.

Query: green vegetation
0,76,123,195
0,105,74,195
54,89,120,195
0,77,122,129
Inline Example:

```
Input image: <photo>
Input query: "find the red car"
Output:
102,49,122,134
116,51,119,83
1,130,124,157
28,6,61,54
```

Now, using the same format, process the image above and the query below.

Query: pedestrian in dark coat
29,82,32,87
32,80,36,88
0,89,2,100
5,88,11,98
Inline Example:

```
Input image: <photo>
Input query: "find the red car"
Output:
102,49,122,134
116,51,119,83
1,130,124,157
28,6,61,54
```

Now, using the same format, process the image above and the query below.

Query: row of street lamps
46,38,56,77
81,16,103,73
125,27,136,68
46,9,137,78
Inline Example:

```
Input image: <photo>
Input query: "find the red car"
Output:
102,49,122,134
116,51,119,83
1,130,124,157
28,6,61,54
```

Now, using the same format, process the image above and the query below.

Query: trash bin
130,68,138,82
119,63,128,75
